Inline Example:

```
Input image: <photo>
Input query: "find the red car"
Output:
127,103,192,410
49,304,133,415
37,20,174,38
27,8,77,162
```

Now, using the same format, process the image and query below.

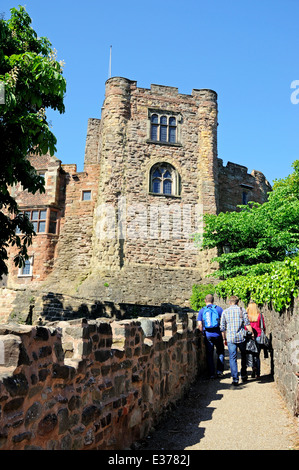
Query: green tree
193,160,299,279
191,161,299,311
0,6,66,278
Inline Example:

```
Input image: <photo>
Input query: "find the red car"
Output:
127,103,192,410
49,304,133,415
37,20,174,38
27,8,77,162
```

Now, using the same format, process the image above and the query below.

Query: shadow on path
138,351,295,451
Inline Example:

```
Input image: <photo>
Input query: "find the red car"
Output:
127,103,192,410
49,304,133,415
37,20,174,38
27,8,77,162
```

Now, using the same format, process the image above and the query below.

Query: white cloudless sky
2,0,299,184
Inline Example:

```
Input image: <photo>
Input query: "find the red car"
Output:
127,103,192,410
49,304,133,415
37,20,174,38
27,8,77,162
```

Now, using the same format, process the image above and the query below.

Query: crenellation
150,84,179,95
0,312,206,449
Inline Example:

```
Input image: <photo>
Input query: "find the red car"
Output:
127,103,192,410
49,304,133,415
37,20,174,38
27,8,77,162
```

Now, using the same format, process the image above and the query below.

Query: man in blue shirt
220,295,253,386
197,294,224,379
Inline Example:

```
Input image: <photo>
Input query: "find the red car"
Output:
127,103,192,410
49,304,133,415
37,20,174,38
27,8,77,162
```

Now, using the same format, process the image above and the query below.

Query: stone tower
76,77,221,304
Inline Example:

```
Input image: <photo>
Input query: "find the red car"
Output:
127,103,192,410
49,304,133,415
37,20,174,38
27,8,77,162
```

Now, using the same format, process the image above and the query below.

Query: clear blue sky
2,0,299,184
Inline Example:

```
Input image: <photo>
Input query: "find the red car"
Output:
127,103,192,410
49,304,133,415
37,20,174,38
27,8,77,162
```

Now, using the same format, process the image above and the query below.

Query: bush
190,283,215,311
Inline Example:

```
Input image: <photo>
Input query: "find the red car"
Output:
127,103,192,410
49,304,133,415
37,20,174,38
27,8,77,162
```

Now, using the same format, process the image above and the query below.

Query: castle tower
87,77,221,300
193,89,219,214
91,77,134,270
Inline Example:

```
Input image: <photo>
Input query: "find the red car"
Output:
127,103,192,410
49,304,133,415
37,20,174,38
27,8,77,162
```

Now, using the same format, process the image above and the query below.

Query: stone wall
0,285,195,326
218,160,271,213
6,161,101,293
262,301,299,416
75,78,221,303
91,78,215,274
43,162,101,287
0,313,205,450
84,118,101,166
6,154,62,285
0,291,297,451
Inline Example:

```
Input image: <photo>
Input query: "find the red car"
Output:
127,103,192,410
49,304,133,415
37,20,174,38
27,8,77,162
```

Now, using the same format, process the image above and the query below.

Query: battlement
0,313,205,450
217,159,271,212
104,76,217,101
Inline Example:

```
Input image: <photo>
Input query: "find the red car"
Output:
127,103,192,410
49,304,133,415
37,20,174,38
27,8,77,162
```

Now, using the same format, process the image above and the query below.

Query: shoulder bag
259,314,270,349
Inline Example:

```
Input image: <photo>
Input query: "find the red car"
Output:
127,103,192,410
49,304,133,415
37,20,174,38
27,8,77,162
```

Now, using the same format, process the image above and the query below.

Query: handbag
246,338,258,353
259,314,270,349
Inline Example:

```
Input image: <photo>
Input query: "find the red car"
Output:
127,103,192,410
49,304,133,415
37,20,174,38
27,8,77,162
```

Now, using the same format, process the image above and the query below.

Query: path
140,354,299,451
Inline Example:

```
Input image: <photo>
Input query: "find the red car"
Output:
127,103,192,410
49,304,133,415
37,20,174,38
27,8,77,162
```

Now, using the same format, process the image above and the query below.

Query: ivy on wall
214,256,299,312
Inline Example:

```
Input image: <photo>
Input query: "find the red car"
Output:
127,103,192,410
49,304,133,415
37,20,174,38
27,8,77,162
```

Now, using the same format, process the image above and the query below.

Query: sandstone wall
6,154,62,286
0,313,205,450
90,78,218,275
218,160,271,212
0,286,195,326
42,163,101,288
4,78,272,308
84,118,101,166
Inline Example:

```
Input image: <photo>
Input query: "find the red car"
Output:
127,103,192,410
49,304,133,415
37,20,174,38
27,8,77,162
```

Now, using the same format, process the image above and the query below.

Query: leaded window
150,164,180,196
150,113,178,144
25,209,47,233
16,208,59,235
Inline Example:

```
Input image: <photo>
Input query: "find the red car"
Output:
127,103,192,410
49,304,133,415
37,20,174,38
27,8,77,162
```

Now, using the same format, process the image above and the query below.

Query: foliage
214,255,299,312
190,283,215,311
0,6,66,277
191,160,299,312
193,160,299,279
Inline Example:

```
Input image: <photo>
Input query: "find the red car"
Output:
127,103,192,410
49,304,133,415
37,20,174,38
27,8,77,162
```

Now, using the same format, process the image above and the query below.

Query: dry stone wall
0,313,205,450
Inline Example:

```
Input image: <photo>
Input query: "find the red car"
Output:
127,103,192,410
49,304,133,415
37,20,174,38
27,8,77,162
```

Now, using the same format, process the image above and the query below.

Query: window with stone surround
37,170,46,182
82,190,92,201
16,208,59,235
149,163,180,196
18,256,33,277
240,183,253,205
242,191,248,205
148,110,181,145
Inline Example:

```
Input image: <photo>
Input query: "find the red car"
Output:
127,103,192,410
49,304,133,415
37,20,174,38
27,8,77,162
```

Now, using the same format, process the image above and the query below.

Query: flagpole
109,45,112,78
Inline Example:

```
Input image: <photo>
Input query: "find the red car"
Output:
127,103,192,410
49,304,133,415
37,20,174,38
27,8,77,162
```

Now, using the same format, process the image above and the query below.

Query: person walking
197,294,224,379
220,295,254,386
246,300,266,378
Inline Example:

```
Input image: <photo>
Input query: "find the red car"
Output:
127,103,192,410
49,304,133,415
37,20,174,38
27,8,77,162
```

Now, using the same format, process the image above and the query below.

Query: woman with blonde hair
246,300,266,378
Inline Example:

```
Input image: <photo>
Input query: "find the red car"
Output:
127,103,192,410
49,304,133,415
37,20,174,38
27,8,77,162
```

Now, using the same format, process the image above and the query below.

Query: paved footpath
140,356,299,451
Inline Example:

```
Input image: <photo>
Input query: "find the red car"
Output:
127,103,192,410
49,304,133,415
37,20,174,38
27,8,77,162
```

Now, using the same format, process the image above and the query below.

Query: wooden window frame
17,208,59,235
18,256,34,278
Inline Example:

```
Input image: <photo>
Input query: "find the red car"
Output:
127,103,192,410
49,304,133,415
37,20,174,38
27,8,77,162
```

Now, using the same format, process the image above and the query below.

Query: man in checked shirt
220,295,254,386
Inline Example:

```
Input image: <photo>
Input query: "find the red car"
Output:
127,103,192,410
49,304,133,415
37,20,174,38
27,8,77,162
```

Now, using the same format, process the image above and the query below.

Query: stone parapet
0,313,206,450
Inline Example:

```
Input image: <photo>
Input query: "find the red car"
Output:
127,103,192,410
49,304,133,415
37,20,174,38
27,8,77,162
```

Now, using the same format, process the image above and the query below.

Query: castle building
3,77,271,310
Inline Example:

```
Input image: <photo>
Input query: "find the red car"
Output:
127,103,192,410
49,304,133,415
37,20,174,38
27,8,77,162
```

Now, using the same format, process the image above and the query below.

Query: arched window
150,163,180,196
